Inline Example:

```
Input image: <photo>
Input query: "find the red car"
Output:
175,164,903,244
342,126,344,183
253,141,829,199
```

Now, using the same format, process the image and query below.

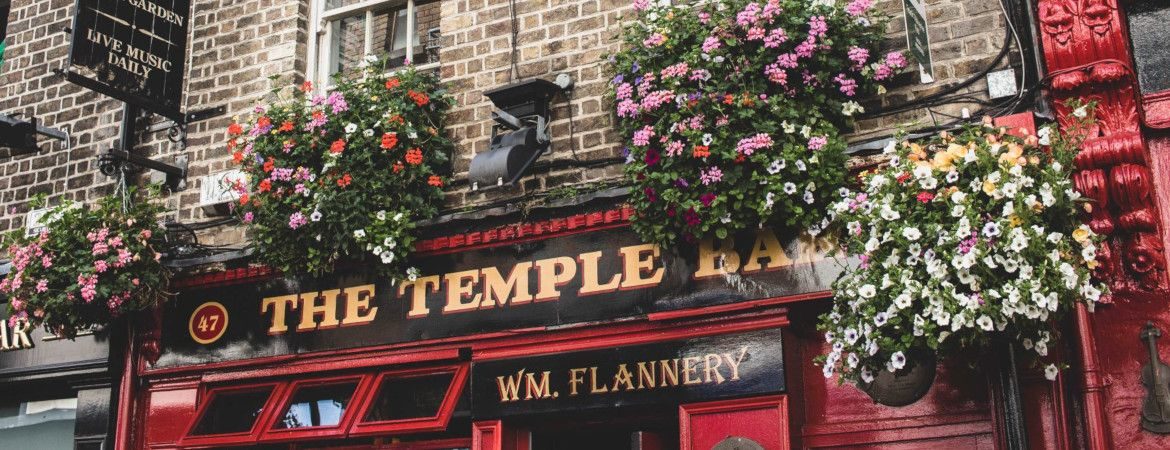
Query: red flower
257,116,272,130
279,121,295,132
405,148,424,165
408,90,430,106
330,139,346,154
427,175,443,187
692,145,710,158
337,173,353,187
239,194,250,205
700,193,717,207
227,123,243,136
644,148,661,166
232,151,244,164
258,179,272,193
392,162,405,173
381,132,399,150
896,172,911,184
734,154,746,163
388,114,404,125
723,94,735,105
916,191,935,203
301,81,313,92
263,158,275,173
385,78,401,89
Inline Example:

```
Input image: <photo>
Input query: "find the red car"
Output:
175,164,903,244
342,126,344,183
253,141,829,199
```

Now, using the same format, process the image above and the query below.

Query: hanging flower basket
817,103,1107,391
2,189,169,338
229,62,453,278
856,348,936,406
609,0,906,245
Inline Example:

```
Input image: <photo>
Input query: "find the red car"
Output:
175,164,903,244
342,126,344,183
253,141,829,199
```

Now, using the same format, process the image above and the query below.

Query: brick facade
0,0,1016,248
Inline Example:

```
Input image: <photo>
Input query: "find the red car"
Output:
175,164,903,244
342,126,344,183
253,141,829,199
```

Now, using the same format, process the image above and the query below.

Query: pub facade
3,0,1170,449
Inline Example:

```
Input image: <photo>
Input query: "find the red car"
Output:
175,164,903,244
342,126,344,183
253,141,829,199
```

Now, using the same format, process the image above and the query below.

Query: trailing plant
610,0,905,245
818,103,1107,385
2,189,169,338
229,62,453,277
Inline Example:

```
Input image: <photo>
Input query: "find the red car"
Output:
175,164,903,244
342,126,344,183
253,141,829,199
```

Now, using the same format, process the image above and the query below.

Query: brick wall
0,0,1018,249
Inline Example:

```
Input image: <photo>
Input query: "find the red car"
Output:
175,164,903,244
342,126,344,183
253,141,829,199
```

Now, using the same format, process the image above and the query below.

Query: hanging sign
470,328,785,418
156,225,844,368
902,0,934,84
67,0,191,120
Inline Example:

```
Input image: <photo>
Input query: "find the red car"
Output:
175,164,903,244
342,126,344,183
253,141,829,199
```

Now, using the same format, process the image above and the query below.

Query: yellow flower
932,151,955,170
1009,215,1022,227
999,143,1024,165
983,180,997,195
1087,259,1100,270
1072,226,1091,243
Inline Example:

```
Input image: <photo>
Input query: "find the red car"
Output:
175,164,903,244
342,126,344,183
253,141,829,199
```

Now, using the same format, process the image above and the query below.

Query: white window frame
308,0,440,88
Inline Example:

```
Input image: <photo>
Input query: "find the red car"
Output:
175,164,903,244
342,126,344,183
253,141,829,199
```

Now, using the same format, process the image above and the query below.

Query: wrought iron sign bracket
1140,322,1170,434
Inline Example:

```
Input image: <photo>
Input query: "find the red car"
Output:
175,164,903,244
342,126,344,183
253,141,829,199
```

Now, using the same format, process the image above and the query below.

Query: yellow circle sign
188,301,229,345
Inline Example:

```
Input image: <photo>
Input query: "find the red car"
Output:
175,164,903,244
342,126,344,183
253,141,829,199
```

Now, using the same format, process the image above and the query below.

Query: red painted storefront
115,1,1170,449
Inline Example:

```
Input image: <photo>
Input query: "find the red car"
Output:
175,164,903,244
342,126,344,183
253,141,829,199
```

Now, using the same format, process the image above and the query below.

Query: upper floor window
312,0,441,86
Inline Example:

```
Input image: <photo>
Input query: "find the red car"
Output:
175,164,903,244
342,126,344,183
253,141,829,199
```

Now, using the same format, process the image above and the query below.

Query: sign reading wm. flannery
471,328,784,418
69,0,190,117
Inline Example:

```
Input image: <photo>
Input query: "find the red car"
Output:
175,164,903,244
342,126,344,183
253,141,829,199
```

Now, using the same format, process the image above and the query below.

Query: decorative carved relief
1038,0,1168,292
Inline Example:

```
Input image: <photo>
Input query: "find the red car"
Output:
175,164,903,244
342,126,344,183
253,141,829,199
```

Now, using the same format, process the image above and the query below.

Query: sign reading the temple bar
156,225,844,368
471,328,784,418
68,0,190,118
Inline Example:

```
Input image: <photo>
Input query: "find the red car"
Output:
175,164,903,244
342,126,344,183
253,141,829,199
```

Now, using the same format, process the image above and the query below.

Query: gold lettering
480,263,533,307
578,251,621,295
260,294,298,334
742,229,792,273
636,361,656,390
618,244,665,289
398,275,440,318
589,366,610,394
611,364,635,391
524,371,554,399
10,320,31,349
568,368,587,396
0,320,9,350
723,346,750,381
443,270,482,314
496,369,525,402
298,289,341,331
534,257,577,302
341,284,378,326
693,237,741,279
659,359,680,387
704,353,725,384
682,356,703,385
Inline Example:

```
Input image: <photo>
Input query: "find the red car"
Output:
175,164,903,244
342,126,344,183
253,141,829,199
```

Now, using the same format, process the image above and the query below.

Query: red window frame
259,374,374,443
179,381,285,448
349,363,470,437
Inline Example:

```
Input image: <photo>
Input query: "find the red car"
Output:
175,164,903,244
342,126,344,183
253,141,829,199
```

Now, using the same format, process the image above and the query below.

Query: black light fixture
469,78,568,189
0,115,40,157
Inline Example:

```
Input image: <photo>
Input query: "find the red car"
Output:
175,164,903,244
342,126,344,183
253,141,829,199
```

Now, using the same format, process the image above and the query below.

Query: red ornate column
1038,0,1167,291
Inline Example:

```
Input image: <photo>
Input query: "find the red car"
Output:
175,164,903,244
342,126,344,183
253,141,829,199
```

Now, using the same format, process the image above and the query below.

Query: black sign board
470,328,784,418
0,306,110,383
156,226,843,368
68,0,190,120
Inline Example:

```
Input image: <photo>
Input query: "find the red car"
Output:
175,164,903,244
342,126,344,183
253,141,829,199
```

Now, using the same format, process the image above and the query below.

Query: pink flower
698,12,710,24
633,0,651,11
763,28,787,48
700,166,724,185
808,136,828,150
42,255,52,268
140,229,152,239
665,140,685,157
746,27,766,41
736,3,761,27
794,38,816,58
117,248,133,267
661,62,689,78
702,36,721,53
846,0,873,16
108,236,123,248
736,133,774,155
643,33,666,48
633,126,655,146
94,260,109,273
92,241,109,256
617,99,639,118
848,47,870,68
616,83,634,100
775,53,798,69
243,212,254,223
885,51,908,68
288,212,308,229
834,74,858,96
132,278,140,286
35,279,47,293
874,64,893,81
765,64,788,85
808,16,828,38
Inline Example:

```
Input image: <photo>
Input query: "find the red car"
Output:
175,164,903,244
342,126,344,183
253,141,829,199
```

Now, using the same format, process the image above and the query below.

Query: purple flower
612,74,624,85
675,178,690,188
643,187,657,203
631,62,640,73
644,148,661,166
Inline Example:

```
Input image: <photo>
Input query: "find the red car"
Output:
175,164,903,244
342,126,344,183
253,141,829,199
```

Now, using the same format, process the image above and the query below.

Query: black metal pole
120,102,139,154
997,340,1030,449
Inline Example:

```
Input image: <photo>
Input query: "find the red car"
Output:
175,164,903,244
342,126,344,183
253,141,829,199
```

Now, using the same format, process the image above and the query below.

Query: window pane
1130,2,1170,94
274,382,359,429
362,372,455,422
325,0,370,10
415,1,441,65
372,6,409,69
329,14,367,77
0,398,77,449
191,388,273,436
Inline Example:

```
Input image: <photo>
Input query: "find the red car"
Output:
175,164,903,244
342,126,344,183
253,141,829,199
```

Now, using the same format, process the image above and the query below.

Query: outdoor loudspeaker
0,116,39,156
469,124,543,187
469,78,564,189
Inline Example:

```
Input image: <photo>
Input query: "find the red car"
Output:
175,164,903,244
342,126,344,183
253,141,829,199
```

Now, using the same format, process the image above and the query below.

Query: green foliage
2,189,169,338
229,62,453,277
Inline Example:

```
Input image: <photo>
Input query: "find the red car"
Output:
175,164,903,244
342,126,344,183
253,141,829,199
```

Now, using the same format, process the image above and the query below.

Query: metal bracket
1141,322,1170,434
99,148,188,191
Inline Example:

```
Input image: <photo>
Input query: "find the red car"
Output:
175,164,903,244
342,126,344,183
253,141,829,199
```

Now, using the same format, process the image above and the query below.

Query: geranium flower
329,139,346,154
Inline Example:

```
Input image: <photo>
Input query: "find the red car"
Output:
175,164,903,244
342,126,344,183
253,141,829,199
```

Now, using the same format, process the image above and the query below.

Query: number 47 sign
189,302,229,345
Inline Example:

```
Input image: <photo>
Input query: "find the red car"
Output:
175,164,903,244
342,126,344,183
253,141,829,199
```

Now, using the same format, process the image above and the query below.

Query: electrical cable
508,0,520,81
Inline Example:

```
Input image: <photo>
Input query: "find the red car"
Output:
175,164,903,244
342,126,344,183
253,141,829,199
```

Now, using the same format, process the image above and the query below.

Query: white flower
945,171,959,183
702,133,713,145
1002,182,1018,197
976,315,994,331
847,353,859,368
822,364,834,379
310,210,322,222
847,221,862,235
803,191,815,204
913,165,932,180
1035,340,1049,356
1073,106,1088,118
842,101,864,116
764,192,776,209
383,237,396,247
1081,283,1102,302
920,177,937,190
873,312,889,326
795,160,807,171
345,123,358,134
860,367,875,384
1044,364,1059,381
783,182,797,194
376,210,387,220
1082,245,1097,262
393,212,404,221
767,159,785,174
380,251,395,264
890,351,907,370
781,121,796,134
406,267,421,281
800,125,812,138
859,284,877,298
882,140,898,154
373,246,383,255
865,237,880,253
894,293,912,309
844,328,859,344
952,205,966,217
880,205,901,221
982,222,1001,237
1047,232,1064,243
353,229,367,239
363,129,375,137
1037,127,1052,146
902,227,922,241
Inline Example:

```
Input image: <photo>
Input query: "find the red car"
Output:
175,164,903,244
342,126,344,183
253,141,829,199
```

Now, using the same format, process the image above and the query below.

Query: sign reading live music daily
68,0,190,118
471,328,784,418
156,225,845,368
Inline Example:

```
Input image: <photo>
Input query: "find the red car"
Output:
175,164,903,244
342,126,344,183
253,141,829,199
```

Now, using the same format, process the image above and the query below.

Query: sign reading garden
68,0,190,119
